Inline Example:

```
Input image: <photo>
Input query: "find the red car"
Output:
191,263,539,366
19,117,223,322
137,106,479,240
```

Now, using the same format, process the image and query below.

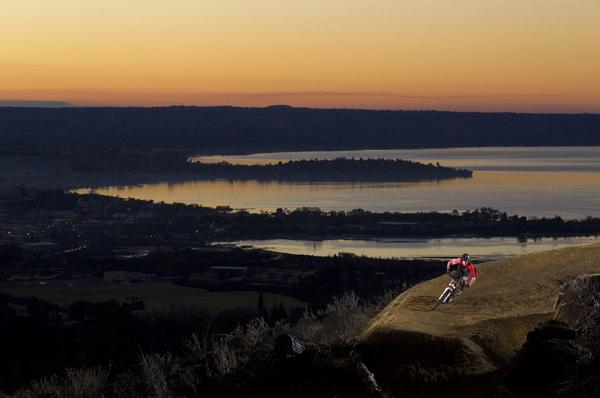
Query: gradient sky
2,0,600,112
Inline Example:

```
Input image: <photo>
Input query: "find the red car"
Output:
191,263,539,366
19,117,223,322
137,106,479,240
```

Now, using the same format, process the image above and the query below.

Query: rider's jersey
447,258,477,278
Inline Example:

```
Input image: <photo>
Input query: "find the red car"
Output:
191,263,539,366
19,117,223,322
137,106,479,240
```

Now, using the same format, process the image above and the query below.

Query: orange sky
2,1,599,112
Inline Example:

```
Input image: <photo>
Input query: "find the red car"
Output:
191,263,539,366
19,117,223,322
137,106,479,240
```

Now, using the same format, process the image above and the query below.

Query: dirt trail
359,243,600,393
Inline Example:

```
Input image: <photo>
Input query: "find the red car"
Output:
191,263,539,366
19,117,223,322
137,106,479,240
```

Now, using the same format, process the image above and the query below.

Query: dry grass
184,317,269,377
13,367,108,398
140,352,171,398
8,290,400,397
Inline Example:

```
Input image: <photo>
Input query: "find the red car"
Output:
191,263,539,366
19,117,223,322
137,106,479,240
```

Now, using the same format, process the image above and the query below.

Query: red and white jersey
446,257,477,278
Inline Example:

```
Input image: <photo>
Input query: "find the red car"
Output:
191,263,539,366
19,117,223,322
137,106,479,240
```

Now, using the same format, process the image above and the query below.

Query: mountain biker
446,253,477,288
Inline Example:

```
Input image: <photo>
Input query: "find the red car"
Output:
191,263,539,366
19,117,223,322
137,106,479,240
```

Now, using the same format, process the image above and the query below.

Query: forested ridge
2,106,599,154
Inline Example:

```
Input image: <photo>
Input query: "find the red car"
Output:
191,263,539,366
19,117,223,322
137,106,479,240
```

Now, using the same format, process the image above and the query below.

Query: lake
76,147,600,218
225,236,600,260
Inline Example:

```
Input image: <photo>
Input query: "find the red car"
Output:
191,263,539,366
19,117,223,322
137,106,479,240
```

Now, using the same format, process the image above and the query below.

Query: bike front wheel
433,286,454,309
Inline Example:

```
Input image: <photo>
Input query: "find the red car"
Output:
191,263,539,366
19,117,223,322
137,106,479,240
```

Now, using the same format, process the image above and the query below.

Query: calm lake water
77,147,600,218
227,236,600,260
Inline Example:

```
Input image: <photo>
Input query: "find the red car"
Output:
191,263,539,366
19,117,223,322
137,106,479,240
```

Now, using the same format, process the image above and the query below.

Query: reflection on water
75,170,600,218
227,237,600,260
76,147,600,218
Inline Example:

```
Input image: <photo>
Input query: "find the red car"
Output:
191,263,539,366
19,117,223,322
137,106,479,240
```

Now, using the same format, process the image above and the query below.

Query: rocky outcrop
553,273,600,327
502,320,586,398
502,275,600,397
553,273,600,361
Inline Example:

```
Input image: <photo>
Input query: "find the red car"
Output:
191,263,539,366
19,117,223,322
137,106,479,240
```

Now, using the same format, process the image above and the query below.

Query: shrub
184,317,269,377
294,290,399,344
14,367,108,398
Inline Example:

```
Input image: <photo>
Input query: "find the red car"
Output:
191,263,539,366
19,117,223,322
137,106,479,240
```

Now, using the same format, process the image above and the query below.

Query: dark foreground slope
2,106,600,154
359,243,600,397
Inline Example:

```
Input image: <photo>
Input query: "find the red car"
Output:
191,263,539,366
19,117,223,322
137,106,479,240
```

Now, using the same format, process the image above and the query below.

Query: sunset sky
2,0,599,112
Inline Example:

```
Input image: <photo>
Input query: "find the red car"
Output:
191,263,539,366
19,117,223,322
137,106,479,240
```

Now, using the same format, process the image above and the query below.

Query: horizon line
1,100,599,116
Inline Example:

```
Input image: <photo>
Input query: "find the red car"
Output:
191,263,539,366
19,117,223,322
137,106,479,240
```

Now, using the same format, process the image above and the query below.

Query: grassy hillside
359,243,600,396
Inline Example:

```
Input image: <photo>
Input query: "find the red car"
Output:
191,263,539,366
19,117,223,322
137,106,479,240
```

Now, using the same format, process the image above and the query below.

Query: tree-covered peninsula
190,157,473,182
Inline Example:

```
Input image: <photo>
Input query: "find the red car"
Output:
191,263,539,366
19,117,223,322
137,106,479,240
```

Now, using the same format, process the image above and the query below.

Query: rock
553,274,600,358
503,320,585,398
274,334,305,357
553,273,600,328
503,274,600,397
350,347,384,397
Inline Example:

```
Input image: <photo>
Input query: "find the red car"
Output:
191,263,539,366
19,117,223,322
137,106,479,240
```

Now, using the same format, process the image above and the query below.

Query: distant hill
0,106,599,154
360,243,600,396
0,100,73,108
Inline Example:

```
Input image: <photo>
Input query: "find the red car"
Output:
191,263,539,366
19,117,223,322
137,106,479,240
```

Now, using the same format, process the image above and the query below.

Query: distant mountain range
0,106,599,154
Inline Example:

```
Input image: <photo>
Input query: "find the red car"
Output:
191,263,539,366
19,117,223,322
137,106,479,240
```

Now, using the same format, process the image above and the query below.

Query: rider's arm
447,258,459,273
465,262,477,286
465,262,477,277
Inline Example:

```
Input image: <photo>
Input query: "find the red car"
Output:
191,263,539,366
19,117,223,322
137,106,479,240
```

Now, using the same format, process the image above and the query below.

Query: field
0,281,303,312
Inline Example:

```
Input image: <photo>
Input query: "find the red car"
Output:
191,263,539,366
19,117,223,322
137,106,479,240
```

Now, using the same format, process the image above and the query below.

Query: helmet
462,253,470,262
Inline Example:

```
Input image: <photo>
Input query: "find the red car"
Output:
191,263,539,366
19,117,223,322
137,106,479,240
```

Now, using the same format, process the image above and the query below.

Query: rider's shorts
449,267,468,280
